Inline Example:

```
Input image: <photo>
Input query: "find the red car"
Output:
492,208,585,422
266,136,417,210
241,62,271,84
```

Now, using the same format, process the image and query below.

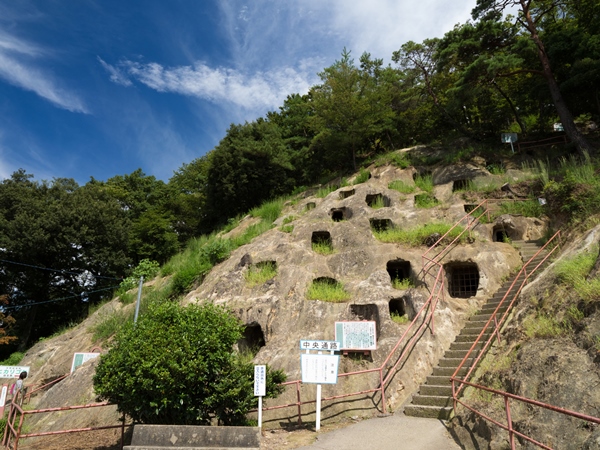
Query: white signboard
70,353,100,373
0,366,30,379
335,321,377,350
254,365,266,397
300,340,340,352
301,354,339,384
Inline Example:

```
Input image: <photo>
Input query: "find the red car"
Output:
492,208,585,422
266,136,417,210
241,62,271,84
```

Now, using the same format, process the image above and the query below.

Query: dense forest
1,0,598,355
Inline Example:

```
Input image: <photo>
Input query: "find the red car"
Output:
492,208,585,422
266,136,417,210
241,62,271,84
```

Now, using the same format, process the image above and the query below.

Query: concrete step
460,327,492,336
449,341,484,351
444,349,480,359
426,375,453,386
410,394,453,407
454,333,488,343
419,384,453,396
404,404,452,419
438,357,475,368
432,366,469,377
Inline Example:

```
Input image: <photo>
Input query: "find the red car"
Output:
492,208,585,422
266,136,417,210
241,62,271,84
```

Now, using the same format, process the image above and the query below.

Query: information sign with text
335,321,377,350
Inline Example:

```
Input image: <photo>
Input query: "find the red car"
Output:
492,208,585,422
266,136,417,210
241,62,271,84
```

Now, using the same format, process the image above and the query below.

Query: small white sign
501,133,518,143
254,365,266,397
301,354,339,384
0,385,7,407
71,353,100,373
0,366,30,379
299,340,341,351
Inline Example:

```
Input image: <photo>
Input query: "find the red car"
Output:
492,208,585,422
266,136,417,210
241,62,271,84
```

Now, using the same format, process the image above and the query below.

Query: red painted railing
2,391,128,450
259,200,490,422
449,230,600,448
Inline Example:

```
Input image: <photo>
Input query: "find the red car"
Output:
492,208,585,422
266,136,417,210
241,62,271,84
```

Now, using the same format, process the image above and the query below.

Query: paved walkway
295,414,461,450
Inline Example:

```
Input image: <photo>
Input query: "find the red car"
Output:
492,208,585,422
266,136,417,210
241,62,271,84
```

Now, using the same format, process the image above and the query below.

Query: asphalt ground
294,413,462,450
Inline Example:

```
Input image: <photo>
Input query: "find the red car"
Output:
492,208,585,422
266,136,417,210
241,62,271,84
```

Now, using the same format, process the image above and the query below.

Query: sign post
501,133,518,153
300,340,340,431
254,365,266,428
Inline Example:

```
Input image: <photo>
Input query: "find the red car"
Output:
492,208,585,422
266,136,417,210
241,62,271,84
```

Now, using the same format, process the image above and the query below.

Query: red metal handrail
453,379,600,450
448,230,600,448
2,397,128,450
259,199,490,422
451,230,562,398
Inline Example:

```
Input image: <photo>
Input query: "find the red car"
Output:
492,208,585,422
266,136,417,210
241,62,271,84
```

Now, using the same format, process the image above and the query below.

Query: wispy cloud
0,32,88,113
104,59,319,112
97,56,132,87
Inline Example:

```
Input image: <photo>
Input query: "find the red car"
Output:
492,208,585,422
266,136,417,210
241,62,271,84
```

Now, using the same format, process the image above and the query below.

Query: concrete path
295,414,461,450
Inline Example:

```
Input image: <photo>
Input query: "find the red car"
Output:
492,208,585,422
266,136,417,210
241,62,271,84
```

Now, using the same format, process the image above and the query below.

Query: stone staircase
403,240,548,419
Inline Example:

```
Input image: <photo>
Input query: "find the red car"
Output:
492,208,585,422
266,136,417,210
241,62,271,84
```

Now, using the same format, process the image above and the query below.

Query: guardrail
260,200,490,423
447,230,600,448
517,134,568,151
2,390,128,450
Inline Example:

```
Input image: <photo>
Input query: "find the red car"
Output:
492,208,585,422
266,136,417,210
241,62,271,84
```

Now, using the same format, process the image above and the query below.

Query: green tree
472,0,596,153
205,119,295,226
0,172,131,351
93,301,285,426
310,49,396,172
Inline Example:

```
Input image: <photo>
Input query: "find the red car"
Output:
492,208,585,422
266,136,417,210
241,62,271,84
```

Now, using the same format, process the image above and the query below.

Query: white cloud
114,59,319,112
97,57,132,87
0,32,88,113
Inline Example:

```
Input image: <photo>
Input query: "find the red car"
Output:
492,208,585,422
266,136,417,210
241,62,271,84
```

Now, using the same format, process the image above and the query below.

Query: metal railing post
505,396,515,450
380,368,387,414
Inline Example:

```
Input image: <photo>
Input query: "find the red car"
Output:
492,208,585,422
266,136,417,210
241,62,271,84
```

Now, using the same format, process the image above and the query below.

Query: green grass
316,185,338,198
523,313,566,339
369,196,386,209
280,225,294,233
498,199,545,218
388,180,415,194
306,279,350,302
312,240,334,255
414,193,439,208
245,262,277,287
353,169,371,185
249,198,285,223
92,309,132,342
392,278,413,290
375,152,411,169
414,174,434,193
390,312,409,324
373,222,466,246
554,247,600,303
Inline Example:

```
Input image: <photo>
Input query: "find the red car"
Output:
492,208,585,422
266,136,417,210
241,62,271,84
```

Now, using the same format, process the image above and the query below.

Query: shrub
392,278,413,290
498,199,545,218
94,302,285,426
312,239,334,255
249,198,284,223
118,259,160,294
0,352,24,366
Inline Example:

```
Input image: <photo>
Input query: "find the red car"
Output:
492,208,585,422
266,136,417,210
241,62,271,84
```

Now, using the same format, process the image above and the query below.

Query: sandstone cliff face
181,161,530,421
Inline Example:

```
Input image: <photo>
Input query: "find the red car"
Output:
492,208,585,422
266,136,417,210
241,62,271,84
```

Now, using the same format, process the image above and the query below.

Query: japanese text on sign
299,340,340,351
301,354,339,384
0,366,30,379
335,321,377,350
254,365,266,397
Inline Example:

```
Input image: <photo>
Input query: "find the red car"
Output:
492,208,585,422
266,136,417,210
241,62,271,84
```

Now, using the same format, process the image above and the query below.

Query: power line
3,285,122,311
0,258,122,281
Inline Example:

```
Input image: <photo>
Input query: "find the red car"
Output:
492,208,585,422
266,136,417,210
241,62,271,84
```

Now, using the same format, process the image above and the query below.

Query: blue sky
0,0,477,184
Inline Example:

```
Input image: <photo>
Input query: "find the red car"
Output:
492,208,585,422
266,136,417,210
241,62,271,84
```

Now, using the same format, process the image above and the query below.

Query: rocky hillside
6,146,598,448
